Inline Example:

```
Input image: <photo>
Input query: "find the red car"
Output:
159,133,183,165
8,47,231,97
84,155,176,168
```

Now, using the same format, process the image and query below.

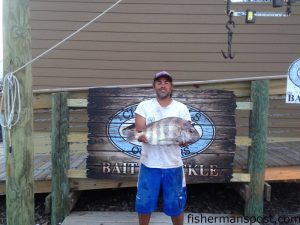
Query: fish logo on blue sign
107,104,216,159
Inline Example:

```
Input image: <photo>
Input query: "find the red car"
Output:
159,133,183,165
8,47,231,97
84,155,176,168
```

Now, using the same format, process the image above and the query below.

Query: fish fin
122,129,137,142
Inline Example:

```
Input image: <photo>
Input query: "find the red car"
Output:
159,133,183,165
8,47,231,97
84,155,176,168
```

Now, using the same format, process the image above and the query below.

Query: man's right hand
137,134,148,143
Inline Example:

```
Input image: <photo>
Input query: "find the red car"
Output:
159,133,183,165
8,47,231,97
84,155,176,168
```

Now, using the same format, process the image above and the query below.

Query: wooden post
51,92,70,225
245,80,269,218
3,0,35,224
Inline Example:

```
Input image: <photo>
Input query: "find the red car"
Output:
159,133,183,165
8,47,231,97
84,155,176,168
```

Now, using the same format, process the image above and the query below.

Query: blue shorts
135,164,187,217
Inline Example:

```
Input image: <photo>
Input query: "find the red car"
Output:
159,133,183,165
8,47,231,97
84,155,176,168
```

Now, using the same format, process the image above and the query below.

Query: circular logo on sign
288,58,300,88
107,104,216,159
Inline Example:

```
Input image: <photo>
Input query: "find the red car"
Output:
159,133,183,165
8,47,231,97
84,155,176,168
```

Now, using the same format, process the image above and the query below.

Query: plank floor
233,142,300,170
0,152,87,181
61,212,259,225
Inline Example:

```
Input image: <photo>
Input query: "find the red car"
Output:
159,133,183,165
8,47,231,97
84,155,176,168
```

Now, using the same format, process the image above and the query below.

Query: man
134,71,191,225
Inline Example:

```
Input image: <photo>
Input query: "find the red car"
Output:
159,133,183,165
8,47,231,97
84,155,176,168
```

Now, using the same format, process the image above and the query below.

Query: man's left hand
179,142,188,147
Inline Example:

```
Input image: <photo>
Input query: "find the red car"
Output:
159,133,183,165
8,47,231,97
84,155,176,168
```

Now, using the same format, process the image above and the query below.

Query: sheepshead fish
122,117,200,146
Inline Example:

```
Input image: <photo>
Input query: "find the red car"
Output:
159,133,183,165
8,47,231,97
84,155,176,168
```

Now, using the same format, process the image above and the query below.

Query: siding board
30,3,224,14
32,69,284,86
32,41,300,54
31,50,300,63
31,13,300,25
30,2,299,14
31,22,300,35
30,0,300,89
31,34,300,47
32,59,289,71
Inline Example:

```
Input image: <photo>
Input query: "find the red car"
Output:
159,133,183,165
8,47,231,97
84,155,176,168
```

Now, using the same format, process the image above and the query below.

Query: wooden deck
233,142,300,169
0,141,300,195
61,212,259,225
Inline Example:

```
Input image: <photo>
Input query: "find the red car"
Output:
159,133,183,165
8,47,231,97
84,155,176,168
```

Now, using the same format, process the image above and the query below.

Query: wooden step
61,211,260,225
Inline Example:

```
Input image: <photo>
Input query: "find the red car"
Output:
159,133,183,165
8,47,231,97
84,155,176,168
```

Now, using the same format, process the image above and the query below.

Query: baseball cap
153,71,173,82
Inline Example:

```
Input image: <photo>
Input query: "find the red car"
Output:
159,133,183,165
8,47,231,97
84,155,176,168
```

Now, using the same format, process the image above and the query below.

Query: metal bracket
233,11,289,17
221,0,295,59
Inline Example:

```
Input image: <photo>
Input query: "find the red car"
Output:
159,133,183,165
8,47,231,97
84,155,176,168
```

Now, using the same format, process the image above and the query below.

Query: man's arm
135,113,148,143
135,113,146,132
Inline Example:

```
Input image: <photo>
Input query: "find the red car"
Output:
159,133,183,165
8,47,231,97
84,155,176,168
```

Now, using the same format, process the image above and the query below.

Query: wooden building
1,0,297,192
30,0,300,89
2,1,300,224
1,0,299,196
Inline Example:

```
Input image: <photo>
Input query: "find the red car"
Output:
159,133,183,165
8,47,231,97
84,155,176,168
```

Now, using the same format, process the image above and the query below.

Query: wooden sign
87,88,236,183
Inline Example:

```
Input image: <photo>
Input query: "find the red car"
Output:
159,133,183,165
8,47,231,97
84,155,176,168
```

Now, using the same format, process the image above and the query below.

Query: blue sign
107,104,216,159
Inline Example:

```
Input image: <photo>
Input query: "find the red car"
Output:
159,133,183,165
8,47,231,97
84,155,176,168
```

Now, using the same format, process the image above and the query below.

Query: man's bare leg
171,212,184,225
138,213,151,225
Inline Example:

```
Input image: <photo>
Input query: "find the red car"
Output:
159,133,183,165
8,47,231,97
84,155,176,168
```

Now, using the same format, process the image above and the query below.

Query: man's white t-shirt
135,98,191,168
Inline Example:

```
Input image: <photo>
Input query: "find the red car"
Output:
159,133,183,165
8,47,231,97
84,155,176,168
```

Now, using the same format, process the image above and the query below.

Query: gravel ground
0,182,300,225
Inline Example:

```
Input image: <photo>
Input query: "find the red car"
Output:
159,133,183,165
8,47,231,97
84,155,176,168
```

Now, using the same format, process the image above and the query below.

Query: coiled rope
0,73,21,151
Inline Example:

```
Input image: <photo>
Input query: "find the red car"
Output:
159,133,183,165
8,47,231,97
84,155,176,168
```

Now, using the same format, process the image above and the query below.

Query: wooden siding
30,0,300,89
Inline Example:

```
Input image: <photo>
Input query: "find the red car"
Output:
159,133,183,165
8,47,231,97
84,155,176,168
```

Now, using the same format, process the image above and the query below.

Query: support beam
232,183,251,202
45,191,81,216
232,182,271,203
51,92,70,225
3,0,34,224
264,182,272,202
68,191,82,213
45,193,51,215
245,80,269,217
